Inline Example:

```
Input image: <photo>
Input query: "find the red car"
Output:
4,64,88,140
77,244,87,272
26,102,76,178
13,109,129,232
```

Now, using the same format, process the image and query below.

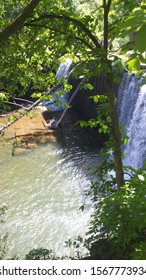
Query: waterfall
117,72,146,169
43,58,72,111
56,58,72,80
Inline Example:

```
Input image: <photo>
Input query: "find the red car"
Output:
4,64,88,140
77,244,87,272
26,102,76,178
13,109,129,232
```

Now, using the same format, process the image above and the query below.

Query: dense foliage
84,161,146,259
0,0,146,99
0,0,146,259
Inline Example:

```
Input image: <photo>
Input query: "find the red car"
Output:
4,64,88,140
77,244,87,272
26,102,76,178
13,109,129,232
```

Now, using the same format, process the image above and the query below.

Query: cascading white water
56,58,72,80
43,58,72,111
117,72,146,169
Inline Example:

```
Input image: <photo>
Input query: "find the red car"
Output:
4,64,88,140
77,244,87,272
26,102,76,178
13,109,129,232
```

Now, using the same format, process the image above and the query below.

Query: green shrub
87,164,146,259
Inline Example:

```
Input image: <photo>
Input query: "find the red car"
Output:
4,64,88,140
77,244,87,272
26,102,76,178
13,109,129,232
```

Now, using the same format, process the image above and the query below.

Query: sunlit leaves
0,92,6,101
0,0,146,104
90,95,100,104
64,84,72,92
8,115,15,122
126,57,140,72
0,0,25,27
108,2,146,63
83,83,94,91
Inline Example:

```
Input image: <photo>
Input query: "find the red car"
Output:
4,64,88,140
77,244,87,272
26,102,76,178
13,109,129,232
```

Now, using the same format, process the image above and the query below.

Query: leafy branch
26,13,101,49
25,22,95,50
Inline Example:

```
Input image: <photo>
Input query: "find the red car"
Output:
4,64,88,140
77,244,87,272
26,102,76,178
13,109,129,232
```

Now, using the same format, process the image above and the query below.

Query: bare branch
3,101,28,109
14,97,34,104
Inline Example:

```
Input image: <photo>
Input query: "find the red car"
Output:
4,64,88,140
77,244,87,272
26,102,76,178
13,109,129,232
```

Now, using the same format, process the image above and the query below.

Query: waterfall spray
43,58,72,111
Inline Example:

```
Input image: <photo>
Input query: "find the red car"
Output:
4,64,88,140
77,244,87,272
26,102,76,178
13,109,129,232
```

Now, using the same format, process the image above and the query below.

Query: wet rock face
69,75,108,120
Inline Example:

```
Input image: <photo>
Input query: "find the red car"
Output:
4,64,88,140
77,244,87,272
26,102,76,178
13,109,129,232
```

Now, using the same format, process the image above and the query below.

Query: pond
0,122,102,259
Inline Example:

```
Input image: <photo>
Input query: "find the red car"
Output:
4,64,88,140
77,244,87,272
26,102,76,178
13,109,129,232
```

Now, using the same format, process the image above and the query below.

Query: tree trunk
0,0,41,46
106,76,125,188
103,0,124,188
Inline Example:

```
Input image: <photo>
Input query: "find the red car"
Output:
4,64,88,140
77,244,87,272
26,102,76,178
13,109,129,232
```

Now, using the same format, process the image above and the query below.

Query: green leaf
64,84,72,92
86,83,94,90
134,24,146,53
122,16,138,28
8,115,15,122
93,95,100,103
89,95,101,103
126,57,140,72
0,92,6,101
79,120,87,128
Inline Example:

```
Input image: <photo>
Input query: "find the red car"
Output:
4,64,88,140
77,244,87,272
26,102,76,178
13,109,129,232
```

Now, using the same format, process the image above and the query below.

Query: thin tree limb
3,101,28,110
14,97,34,104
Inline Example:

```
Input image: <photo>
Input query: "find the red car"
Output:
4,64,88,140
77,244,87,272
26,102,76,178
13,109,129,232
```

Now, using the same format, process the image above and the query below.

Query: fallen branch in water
56,76,86,128
0,98,41,133
0,64,78,133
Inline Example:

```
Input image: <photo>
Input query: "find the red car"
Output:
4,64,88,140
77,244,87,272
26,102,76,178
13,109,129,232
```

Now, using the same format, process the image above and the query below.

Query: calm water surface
0,129,102,259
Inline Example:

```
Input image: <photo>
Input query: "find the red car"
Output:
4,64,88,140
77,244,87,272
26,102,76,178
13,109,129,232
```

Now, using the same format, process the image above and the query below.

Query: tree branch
103,0,112,55
27,13,101,49
3,101,28,109
0,0,41,46
14,97,34,104
25,22,95,50
107,0,112,14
